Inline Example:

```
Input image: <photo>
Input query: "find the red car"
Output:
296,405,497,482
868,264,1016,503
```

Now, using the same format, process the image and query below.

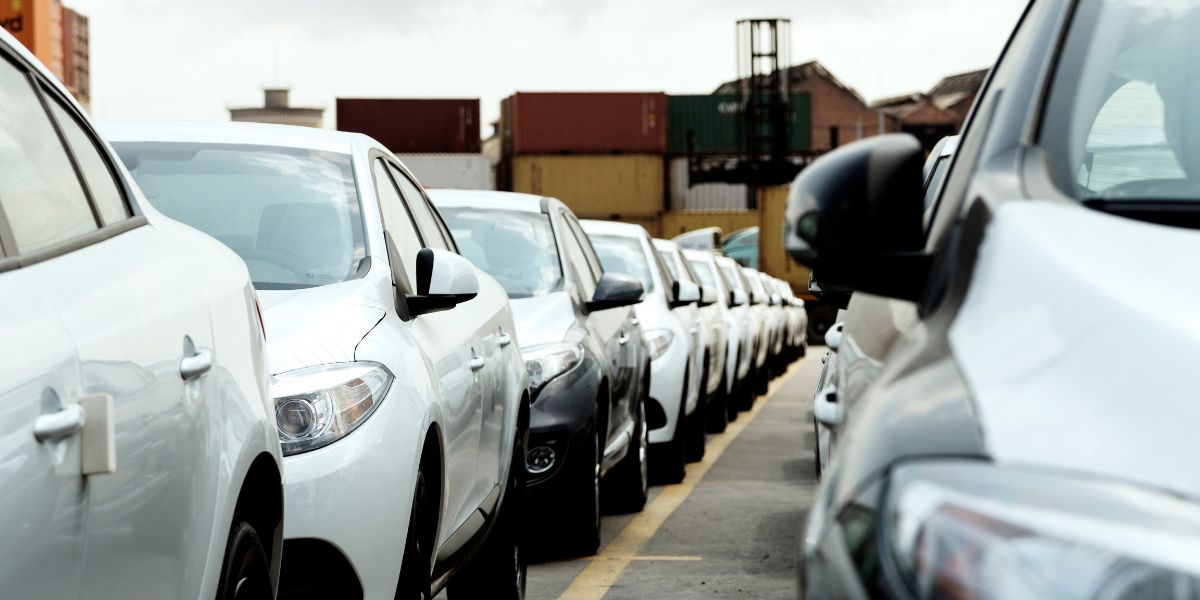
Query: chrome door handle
498,332,512,348
181,349,213,381
631,318,639,326
33,404,86,443
469,355,486,371
180,335,213,381
618,335,630,346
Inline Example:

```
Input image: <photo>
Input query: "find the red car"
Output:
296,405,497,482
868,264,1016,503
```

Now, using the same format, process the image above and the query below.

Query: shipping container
336,98,481,153
666,93,813,155
395,154,493,190
505,92,667,154
667,157,749,211
512,155,664,217
757,186,812,297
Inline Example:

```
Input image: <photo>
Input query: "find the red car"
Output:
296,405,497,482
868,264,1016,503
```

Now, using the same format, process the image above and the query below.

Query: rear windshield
439,207,562,298
591,235,655,292
114,142,365,290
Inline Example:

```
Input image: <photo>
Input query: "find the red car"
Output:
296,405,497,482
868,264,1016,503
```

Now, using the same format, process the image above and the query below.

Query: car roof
101,120,366,155
428,189,549,214
579,219,648,238
651,238,680,252
681,248,716,261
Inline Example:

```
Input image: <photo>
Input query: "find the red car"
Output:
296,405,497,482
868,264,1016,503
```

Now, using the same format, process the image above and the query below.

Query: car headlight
884,460,1200,599
644,329,674,360
272,362,393,456
524,343,583,392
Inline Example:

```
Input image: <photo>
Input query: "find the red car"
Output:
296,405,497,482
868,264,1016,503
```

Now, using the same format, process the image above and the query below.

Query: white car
107,122,529,599
715,256,759,410
683,248,749,430
0,30,283,600
741,266,774,395
583,221,705,479
658,239,729,435
757,272,786,371
777,279,809,358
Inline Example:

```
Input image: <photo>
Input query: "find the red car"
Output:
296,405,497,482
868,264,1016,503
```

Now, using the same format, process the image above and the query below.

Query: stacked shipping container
500,92,667,221
336,98,493,189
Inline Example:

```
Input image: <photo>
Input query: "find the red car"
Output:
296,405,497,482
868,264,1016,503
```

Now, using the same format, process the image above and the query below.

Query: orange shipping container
512,155,664,218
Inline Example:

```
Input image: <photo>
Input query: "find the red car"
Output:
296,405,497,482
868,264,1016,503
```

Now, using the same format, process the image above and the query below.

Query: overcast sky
70,0,1028,134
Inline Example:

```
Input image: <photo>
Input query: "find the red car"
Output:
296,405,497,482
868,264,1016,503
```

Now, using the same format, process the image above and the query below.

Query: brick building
0,0,90,108
871,68,988,151
714,61,900,152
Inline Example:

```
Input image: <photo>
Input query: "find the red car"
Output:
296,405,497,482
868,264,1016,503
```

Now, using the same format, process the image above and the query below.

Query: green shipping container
667,93,811,155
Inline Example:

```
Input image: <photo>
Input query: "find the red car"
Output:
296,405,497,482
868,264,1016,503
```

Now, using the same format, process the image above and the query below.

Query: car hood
511,292,575,348
950,200,1200,498
257,278,387,375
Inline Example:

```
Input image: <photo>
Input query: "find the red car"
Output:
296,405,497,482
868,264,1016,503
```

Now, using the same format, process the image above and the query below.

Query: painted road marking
557,358,808,600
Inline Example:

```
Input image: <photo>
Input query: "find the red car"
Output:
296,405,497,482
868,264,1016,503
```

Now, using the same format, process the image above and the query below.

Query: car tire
448,436,527,600
216,520,272,600
603,398,648,514
705,372,728,434
685,365,707,463
650,379,688,485
396,470,436,600
559,422,602,557
754,365,769,396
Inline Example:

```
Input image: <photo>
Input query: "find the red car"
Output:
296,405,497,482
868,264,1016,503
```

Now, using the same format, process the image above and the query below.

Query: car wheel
396,470,435,600
650,378,688,484
603,399,648,514
706,372,729,434
448,436,527,600
684,370,706,463
754,365,769,396
216,520,272,600
559,422,602,557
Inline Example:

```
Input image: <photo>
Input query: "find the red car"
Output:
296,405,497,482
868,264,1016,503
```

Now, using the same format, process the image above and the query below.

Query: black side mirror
587,272,644,312
785,134,928,301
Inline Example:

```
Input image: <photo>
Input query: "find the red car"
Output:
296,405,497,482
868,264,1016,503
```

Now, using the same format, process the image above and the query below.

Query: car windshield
591,235,655,292
438,208,562,298
689,259,717,290
1043,0,1200,210
114,142,365,290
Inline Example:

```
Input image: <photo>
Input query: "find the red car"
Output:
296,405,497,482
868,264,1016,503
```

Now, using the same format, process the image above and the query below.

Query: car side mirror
729,289,748,307
698,286,717,307
407,248,480,316
587,272,644,312
825,322,844,351
785,134,928,301
670,280,700,308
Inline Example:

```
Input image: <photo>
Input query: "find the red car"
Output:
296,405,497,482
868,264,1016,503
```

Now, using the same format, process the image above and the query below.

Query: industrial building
229,88,324,128
0,0,89,108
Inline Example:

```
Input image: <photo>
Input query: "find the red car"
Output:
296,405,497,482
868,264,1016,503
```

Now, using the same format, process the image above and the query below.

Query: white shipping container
395,153,495,190
668,157,749,211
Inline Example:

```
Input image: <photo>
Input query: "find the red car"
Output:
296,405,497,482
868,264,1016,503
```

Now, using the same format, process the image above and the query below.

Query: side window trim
39,82,135,223
375,157,428,248
29,77,103,230
387,163,457,253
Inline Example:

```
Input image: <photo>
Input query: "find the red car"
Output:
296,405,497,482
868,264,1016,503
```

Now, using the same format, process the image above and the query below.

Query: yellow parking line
556,358,808,600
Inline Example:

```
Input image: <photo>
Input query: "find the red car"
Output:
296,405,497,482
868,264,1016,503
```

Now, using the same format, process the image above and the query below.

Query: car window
678,250,703,285
440,207,562,298
658,249,680,280
564,215,604,279
719,263,745,293
689,259,717,290
558,216,597,299
389,164,451,251
591,235,655,292
46,97,130,226
1043,0,1200,207
372,160,422,290
0,56,97,255
116,141,366,290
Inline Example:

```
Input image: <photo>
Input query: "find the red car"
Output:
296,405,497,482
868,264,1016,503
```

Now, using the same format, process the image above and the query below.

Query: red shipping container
506,92,666,155
336,99,481,153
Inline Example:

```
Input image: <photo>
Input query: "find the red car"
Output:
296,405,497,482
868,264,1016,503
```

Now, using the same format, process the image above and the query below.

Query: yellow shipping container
512,155,664,218
758,186,813,298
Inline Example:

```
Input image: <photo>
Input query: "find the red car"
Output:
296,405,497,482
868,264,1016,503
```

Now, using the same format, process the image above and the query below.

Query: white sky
70,0,1028,134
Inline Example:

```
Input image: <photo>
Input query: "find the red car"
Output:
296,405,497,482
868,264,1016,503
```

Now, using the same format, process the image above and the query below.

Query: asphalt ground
521,354,822,600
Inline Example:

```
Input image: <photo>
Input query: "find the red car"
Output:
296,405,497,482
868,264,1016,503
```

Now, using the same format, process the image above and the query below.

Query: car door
0,51,95,599
28,82,221,597
558,212,630,446
390,162,508,507
373,158,483,534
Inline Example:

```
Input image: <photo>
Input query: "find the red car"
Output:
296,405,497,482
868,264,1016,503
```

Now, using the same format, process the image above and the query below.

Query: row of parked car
0,28,806,600
789,0,1200,597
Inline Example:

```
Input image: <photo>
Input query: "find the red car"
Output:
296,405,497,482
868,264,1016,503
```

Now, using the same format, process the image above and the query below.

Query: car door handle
631,318,639,326
498,331,512,348
618,335,630,346
33,403,86,443
469,355,486,371
180,335,213,381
